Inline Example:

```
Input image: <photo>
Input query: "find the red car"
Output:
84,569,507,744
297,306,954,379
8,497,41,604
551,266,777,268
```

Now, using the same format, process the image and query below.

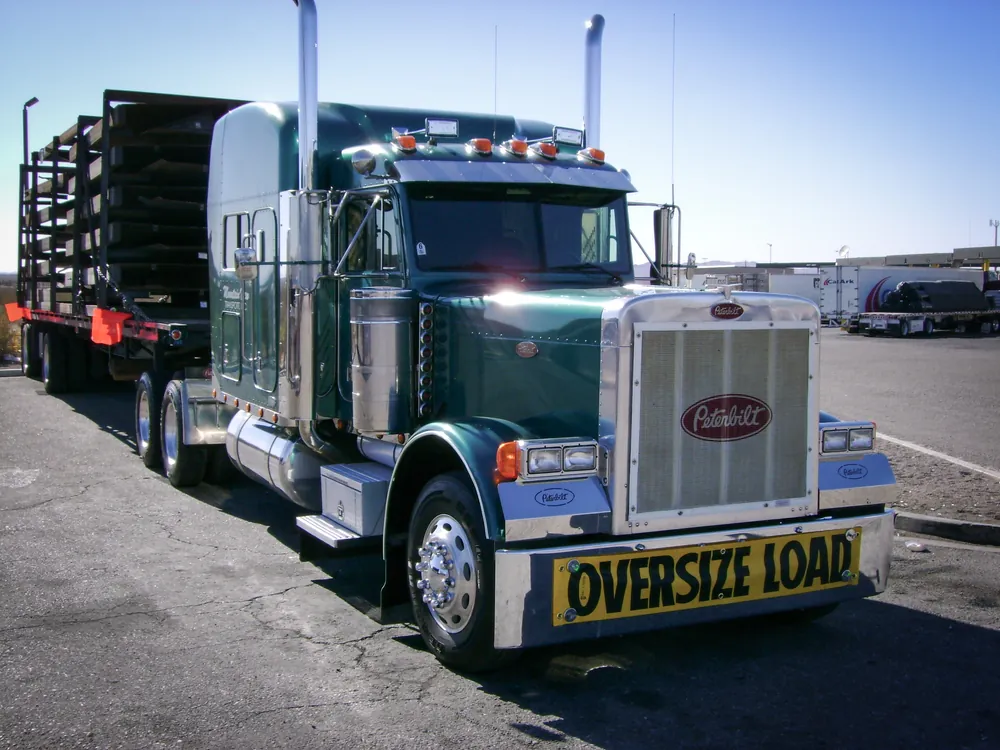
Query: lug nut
445,577,456,588
422,594,432,604
415,562,427,572
443,560,454,570
417,580,429,590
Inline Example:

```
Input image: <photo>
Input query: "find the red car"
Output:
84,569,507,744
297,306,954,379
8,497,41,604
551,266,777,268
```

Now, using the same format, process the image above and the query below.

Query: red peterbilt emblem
710,302,744,320
681,395,772,442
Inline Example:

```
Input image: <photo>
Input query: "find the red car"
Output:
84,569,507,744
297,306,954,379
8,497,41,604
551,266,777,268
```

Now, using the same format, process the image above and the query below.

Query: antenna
493,25,498,141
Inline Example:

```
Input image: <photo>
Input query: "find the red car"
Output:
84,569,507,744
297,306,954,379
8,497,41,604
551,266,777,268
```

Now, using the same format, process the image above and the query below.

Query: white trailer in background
819,266,984,330
766,273,821,308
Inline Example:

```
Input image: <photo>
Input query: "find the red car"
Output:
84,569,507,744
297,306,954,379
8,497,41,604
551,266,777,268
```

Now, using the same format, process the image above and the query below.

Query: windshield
405,183,630,275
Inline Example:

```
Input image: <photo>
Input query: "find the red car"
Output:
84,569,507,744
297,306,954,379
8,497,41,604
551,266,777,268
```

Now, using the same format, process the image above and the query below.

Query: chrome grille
633,327,810,515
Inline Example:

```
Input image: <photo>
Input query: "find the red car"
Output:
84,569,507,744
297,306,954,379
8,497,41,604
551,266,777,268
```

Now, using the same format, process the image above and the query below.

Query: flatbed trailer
9,90,245,390
858,309,1000,337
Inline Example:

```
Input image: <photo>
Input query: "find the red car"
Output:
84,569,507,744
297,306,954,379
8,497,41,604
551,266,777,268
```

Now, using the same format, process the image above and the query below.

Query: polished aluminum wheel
162,397,180,471
416,513,478,634
137,389,152,457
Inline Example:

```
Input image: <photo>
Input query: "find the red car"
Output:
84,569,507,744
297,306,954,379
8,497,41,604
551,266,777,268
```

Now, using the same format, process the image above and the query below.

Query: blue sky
2,0,999,272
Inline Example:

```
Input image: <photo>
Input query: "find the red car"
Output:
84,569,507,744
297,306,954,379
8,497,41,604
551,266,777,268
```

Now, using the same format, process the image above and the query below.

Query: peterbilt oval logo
837,464,868,480
681,395,772,442
535,488,575,507
515,341,539,358
711,302,745,320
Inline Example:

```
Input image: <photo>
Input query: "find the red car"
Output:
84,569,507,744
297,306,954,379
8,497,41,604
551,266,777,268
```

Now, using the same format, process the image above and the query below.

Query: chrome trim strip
819,484,897,511
493,509,895,649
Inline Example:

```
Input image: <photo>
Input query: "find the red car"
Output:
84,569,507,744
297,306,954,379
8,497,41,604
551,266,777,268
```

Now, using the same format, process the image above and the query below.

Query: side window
377,199,401,271
343,200,373,273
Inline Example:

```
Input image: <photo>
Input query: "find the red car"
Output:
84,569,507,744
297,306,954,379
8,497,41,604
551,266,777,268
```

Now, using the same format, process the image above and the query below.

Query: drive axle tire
20,324,40,378
136,372,164,470
42,331,70,394
407,472,515,673
160,380,207,488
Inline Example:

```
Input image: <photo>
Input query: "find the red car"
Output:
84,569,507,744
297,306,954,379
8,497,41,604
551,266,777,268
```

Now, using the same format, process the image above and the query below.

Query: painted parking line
880,433,1000,482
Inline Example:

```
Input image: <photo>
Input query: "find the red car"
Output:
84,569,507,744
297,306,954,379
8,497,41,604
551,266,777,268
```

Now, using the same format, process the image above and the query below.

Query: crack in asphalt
0,584,318,638
0,478,116,514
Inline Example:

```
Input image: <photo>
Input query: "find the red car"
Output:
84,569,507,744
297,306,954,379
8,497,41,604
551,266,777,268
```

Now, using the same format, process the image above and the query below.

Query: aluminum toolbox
320,463,392,537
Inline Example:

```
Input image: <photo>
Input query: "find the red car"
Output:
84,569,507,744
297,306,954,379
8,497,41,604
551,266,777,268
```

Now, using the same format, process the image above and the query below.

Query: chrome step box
320,462,391,537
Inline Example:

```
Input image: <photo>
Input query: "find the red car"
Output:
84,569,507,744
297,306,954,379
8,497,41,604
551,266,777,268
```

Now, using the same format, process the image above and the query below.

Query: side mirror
684,252,696,281
234,245,258,281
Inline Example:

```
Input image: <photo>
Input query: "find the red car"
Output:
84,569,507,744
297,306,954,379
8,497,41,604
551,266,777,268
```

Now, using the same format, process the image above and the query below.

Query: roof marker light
531,142,558,159
468,138,493,156
578,146,606,164
393,134,417,153
501,138,528,157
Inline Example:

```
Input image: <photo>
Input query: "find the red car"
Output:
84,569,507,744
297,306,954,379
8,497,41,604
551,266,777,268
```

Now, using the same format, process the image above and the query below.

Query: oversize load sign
552,528,860,626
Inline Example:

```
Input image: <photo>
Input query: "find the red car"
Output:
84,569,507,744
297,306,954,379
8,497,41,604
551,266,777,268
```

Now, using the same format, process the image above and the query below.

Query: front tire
160,380,207,487
407,472,514,673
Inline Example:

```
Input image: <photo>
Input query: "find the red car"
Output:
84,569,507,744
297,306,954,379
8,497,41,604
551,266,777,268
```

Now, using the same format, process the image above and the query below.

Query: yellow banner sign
552,528,861,626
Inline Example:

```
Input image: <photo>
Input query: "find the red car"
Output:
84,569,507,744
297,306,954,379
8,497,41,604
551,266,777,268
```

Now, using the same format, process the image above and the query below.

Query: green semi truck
10,2,898,671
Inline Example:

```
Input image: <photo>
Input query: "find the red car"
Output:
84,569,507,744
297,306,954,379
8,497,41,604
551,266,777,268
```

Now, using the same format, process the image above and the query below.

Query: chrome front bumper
493,509,895,650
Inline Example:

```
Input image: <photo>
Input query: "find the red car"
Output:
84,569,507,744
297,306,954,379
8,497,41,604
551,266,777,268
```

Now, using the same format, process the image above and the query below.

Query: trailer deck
16,90,245,348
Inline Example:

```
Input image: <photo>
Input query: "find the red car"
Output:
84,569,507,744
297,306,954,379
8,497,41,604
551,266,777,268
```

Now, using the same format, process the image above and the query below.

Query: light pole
22,97,38,167
990,219,998,246
766,242,772,264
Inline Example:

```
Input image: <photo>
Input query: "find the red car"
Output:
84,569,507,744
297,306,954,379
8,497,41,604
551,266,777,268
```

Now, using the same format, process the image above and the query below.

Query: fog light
563,445,597,472
527,448,562,474
849,428,874,451
822,429,848,452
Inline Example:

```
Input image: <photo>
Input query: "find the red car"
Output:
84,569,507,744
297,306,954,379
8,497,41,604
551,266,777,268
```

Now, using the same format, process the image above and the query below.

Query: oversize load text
552,530,860,625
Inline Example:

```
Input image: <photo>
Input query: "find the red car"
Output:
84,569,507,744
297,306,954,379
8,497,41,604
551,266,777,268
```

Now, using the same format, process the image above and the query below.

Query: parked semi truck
819,264,985,330
7,2,898,672
858,278,999,337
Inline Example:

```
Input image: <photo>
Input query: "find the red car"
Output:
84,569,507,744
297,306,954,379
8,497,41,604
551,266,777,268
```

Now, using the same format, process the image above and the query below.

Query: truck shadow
452,600,1000,749
40,380,138,451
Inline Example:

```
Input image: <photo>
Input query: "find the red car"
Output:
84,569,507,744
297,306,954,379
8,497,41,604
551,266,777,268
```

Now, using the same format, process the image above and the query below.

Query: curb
895,511,1000,547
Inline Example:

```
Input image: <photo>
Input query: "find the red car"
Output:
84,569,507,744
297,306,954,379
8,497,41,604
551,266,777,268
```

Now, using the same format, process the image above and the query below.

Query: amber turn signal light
495,441,520,483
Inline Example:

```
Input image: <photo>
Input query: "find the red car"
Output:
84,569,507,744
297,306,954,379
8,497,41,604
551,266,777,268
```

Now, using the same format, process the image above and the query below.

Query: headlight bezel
820,422,877,455
496,438,602,483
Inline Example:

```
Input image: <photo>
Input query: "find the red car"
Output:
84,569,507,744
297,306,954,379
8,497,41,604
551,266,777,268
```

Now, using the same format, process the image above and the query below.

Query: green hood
431,287,635,439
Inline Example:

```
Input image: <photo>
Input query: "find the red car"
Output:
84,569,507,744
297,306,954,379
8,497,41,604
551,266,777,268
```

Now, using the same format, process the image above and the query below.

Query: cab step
296,514,379,560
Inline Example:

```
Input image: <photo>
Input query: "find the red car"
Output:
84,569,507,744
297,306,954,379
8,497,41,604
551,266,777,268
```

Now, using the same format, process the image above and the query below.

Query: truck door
329,190,404,413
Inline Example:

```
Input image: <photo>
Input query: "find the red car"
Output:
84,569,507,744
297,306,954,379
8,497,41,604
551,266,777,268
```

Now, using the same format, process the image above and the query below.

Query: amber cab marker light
578,147,606,164
532,142,558,159
394,134,417,152
495,441,520,483
504,139,528,157
469,138,493,156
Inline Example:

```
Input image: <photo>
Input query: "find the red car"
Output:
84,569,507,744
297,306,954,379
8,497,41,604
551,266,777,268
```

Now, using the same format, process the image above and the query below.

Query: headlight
563,445,597,472
822,430,848,452
527,448,562,474
849,428,874,451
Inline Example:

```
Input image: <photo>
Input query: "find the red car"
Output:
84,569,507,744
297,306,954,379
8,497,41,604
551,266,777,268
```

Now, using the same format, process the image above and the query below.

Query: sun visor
393,159,637,192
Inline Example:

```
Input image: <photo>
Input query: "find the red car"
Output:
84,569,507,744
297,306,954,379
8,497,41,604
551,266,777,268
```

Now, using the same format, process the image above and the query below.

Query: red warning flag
91,308,133,345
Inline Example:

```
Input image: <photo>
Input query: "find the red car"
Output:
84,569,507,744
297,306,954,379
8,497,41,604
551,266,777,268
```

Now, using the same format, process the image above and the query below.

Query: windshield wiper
550,263,623,285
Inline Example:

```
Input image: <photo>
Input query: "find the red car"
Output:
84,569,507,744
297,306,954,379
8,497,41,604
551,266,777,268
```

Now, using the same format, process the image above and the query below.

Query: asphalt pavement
1,375,999,749
819,328,1000,471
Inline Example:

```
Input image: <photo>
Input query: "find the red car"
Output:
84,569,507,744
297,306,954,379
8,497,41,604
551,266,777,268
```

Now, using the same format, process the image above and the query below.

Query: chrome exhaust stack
584,14,605,149
279,0,324,421
293,0,318,191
